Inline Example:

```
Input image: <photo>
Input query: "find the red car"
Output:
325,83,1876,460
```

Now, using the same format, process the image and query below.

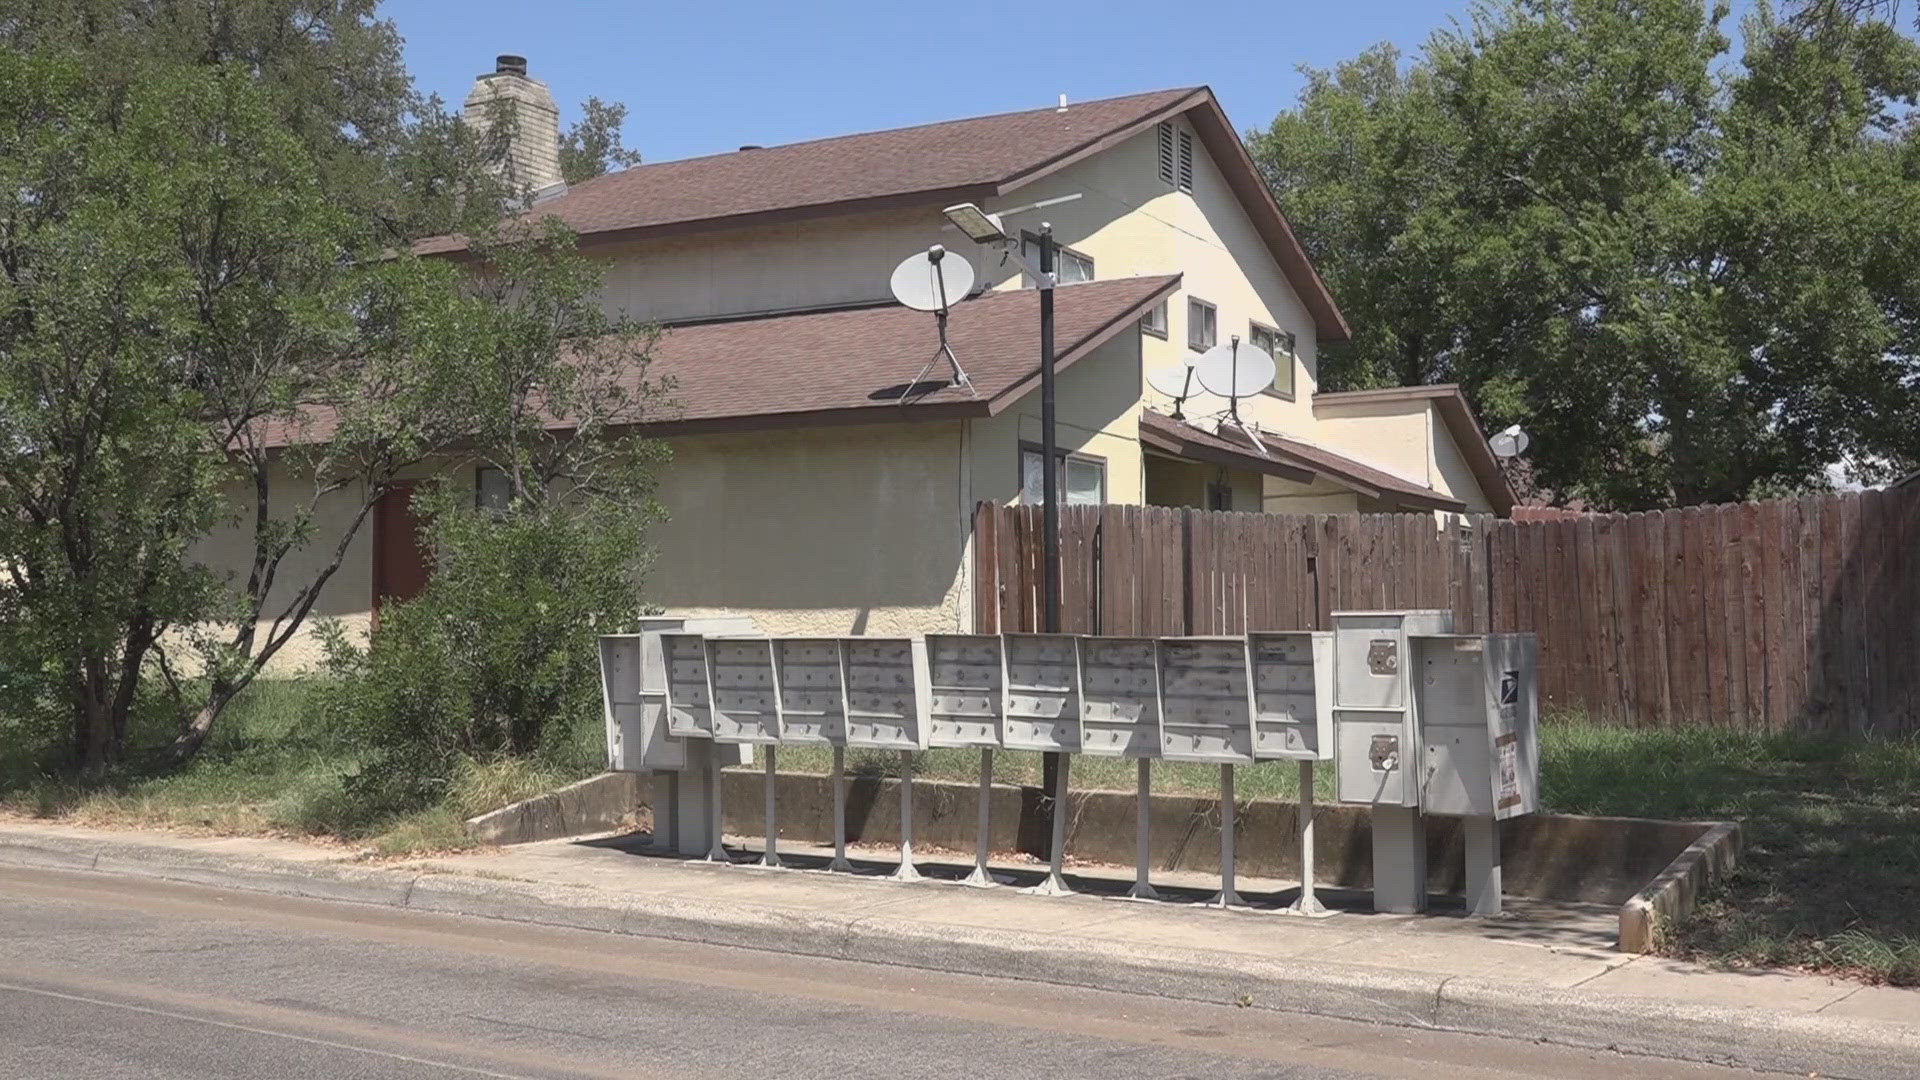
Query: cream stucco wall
647,421,972,636
187,460,379,673
967,333,1146,508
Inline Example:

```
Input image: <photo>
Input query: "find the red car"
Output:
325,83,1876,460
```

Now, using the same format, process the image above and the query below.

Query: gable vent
1176,128,1194,193
1157,121,1176,185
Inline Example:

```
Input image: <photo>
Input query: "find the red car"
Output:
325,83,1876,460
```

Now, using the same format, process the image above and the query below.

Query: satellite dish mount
889,245,977,398
1193,335,1278,457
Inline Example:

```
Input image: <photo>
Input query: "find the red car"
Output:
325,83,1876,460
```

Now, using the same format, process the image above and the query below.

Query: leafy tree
560,97,643,183
1252,0,1920,508
0,3,662,771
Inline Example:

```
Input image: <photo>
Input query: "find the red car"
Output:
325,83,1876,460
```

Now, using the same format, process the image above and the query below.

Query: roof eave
983,275,1184,416
1313,385,1517,515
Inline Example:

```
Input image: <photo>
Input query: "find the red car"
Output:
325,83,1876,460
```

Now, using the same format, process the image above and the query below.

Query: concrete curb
1,827,1911,1079
1617,820,1743,953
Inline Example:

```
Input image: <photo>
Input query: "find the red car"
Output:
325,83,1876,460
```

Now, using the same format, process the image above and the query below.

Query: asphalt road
0,866,1781,1080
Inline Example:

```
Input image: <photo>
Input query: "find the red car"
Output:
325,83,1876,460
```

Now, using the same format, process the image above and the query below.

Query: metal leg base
1124,881,1163,902
1282,892,1336,918
1022,871,1073,897
826,857,856,874
888,853,923,883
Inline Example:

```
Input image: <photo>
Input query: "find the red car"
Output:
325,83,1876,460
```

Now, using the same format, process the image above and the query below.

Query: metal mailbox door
1333,614,1411,710
706,637,780,745
1249,631,1332,760
1415,636,1494,816
597,635,648,772
1001,634,1082,752
840,637,927,751
1077,637,1160,757
1157,637,1255,763
1335,711,1418,805
1486,633,1540,819
661,632,716,738
771,638,846,746
925,634,1004,749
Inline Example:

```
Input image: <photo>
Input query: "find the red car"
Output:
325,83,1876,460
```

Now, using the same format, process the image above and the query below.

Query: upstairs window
1021,232,1093,286
1140,299,1168,338
1187,297,1216,352
1249,322,1297,399
475,466,513,514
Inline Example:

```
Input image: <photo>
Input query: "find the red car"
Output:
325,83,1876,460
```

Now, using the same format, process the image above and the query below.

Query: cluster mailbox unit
601,614,1537,915
1330,611,1541,914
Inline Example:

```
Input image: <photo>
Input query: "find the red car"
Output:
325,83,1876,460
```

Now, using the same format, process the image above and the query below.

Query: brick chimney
463,54,563,197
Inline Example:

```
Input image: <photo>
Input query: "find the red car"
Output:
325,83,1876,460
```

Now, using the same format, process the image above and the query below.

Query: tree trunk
72,666,115,774
170,677,237,763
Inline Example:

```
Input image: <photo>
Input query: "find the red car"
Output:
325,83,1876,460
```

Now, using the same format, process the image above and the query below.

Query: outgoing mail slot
925,633,1004,749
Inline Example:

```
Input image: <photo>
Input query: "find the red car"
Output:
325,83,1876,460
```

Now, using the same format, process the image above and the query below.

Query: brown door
372,481,431,619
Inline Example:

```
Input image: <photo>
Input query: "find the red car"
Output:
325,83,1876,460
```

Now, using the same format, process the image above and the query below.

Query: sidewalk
2,819,1914,1078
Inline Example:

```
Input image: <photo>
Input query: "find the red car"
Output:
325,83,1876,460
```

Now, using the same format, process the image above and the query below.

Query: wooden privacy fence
972,487,1920,736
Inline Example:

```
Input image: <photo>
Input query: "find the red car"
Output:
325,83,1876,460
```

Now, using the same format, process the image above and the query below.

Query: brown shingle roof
263,277,1179,447
413,87,1350,342
415,89,1201,255
1139,410,1468,513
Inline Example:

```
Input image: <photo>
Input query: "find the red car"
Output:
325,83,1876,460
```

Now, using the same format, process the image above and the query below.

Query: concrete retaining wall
716,770,1717,907
474,769,1718,908
464,772,645,846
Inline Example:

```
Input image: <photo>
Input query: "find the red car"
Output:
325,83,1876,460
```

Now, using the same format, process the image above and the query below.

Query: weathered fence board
974,485,1920,735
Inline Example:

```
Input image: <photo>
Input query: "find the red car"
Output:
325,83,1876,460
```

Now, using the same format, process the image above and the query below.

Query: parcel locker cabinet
1330,611,1452,805
705,637,780,744
1157,637,1255,763
1248,632,1333,760
1001,634,1082,752
1077,637,1160,757
661,632,716,739
1330,610,1454,710
1413,634,1541,819
770,638,846,746
924,634,1004,748
840,637,928,750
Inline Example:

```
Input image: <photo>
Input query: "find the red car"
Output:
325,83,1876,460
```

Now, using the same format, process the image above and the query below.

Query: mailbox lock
1366,639,1398,676
1368,734,1400,773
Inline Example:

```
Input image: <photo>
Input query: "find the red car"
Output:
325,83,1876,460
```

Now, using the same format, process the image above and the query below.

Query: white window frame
1187,297,1217,352
1249,321,1297,400
1020,444,1106,507
1140,299,1168,339
1020,231,1093,287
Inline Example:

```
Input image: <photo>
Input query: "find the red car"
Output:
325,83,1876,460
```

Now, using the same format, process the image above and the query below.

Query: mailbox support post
1210,763,1247,908
1126,759,1160,901
1464,815,1502,916
1371,804,1426,913
692,741,732,864
1286,761,1332,916
890,750,922,882
964,748,995,887
756,746,783,869
1025,752,1073,896
828,746,853,873
648,770,679,853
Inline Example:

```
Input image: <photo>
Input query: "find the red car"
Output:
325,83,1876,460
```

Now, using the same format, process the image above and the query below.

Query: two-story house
214,57,1514,665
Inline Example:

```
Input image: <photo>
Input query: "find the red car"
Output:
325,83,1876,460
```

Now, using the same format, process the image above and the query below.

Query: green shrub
318,462,659,820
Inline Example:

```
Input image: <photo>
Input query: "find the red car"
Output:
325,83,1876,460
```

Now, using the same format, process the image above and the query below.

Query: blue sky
384,0,1770,164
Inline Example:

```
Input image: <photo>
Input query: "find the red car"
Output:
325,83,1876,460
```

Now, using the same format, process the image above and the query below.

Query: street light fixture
942,203,1007,245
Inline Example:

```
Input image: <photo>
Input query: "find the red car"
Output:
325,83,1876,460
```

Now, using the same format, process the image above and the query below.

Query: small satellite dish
889,245,975,313
1193,339,1276,400
1490,424,1531,459
1146,362,1197,421
1146,363,1196,399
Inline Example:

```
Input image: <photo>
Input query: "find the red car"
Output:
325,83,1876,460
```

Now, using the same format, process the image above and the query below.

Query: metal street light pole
1037,223,1064,811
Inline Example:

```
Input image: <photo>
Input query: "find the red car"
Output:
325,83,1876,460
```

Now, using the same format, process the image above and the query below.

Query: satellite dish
1146,363,1196,399
1193,338,1276,400
889,245,975,313
1490,424,1531,459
